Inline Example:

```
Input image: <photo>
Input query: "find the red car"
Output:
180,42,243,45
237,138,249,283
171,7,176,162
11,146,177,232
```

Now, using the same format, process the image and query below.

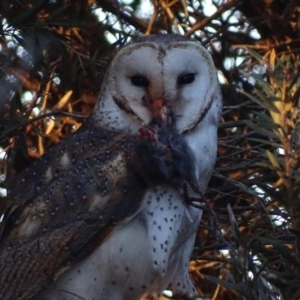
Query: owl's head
93,34,221,134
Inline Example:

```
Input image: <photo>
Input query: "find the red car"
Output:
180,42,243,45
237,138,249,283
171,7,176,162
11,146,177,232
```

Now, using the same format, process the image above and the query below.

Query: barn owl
0,34,222,300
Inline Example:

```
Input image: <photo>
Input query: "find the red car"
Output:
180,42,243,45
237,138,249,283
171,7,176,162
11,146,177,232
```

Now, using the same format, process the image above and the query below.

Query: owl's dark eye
131,75,149,87
178,73,195,85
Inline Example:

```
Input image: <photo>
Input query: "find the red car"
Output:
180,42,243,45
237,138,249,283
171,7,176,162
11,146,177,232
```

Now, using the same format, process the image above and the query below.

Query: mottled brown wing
0,128,147,300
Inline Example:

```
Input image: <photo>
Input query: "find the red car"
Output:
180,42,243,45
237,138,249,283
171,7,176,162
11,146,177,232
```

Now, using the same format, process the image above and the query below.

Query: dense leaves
0,1,300,299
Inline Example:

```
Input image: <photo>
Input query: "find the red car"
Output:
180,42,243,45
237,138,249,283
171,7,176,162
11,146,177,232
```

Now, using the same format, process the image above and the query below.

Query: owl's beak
151,97,173,126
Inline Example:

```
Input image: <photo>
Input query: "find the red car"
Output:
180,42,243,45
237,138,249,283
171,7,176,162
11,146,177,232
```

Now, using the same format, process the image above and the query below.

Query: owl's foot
182,183,204,209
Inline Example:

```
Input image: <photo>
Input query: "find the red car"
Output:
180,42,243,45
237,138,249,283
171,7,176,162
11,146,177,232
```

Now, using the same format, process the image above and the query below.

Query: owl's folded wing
0,128,147,300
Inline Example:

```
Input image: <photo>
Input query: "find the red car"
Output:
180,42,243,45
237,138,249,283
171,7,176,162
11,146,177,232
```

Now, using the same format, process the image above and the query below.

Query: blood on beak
152,97,169,124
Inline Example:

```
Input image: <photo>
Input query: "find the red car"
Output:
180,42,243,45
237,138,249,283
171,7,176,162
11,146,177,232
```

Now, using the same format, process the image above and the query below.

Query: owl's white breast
33,186,201,300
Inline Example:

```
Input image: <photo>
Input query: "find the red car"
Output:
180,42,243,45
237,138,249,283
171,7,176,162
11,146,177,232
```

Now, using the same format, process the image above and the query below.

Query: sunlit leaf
266,150,281,170
246,47,265,63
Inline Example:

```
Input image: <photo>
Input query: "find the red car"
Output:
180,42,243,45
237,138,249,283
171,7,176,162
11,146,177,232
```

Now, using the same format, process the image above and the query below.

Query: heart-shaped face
93,34,222,136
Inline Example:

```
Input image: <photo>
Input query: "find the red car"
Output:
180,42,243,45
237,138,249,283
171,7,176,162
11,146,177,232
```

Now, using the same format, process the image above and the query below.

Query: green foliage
202,47,300,300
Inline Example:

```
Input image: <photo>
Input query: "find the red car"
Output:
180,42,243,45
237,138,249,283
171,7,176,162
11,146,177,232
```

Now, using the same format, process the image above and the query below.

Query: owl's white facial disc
107,39,219,133
162,42,218,132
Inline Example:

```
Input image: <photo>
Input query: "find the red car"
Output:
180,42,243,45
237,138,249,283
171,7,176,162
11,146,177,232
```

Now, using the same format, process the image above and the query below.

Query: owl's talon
182,183,205,209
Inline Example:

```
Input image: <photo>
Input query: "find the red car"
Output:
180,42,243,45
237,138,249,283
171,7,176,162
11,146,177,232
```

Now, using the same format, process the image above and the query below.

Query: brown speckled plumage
0,128,147,300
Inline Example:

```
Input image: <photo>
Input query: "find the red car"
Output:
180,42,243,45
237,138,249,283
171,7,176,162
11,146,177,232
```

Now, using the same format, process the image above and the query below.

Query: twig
220,131,256,143
214,161,258,173
0,111,87,142
218,120,248,129
222,100,253,111
98,0,161,33
213,171,258,196
185,0,240,37
145,6,159,35
223,100,252,113
216,144,261,161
